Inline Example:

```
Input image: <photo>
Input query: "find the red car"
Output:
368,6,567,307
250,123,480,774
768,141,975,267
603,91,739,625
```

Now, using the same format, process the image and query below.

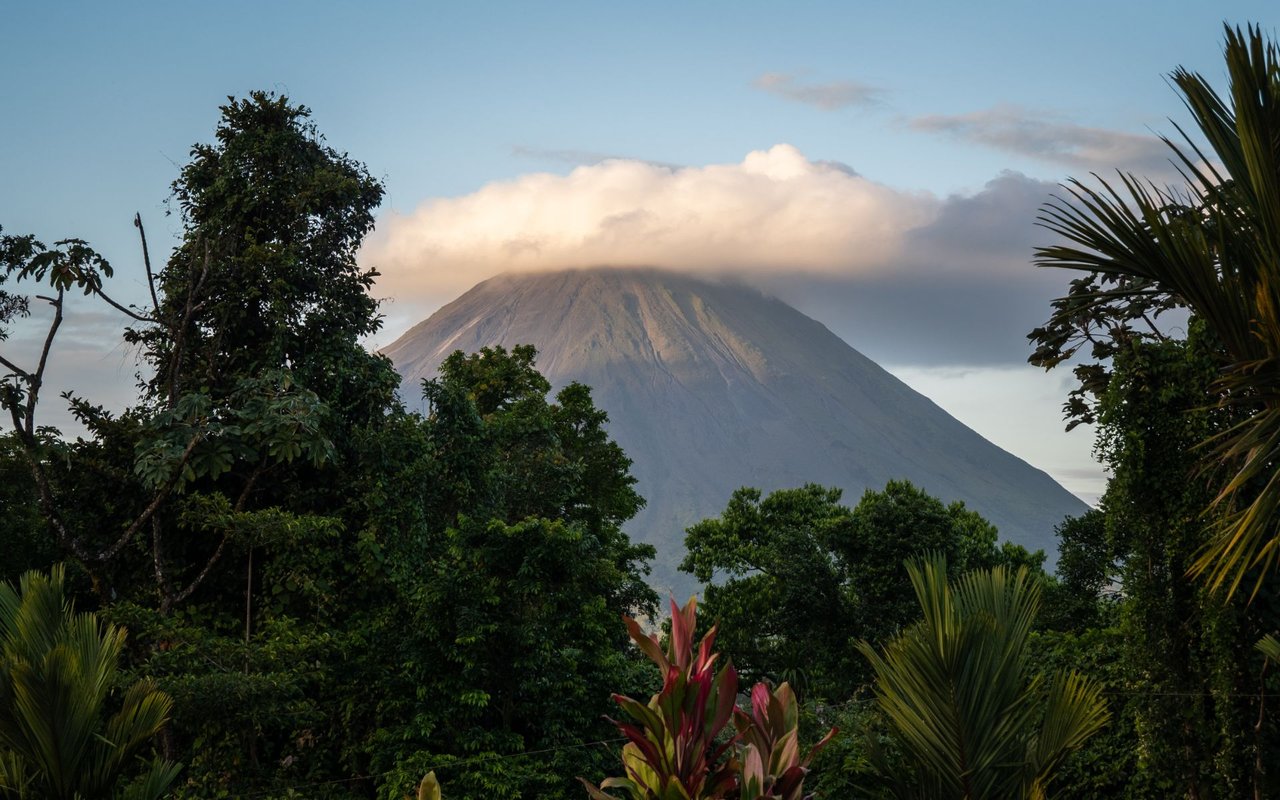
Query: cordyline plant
582,598,836,800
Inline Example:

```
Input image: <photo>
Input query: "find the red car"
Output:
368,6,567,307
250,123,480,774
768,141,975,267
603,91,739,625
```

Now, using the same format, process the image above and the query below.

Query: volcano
383,268,1086,594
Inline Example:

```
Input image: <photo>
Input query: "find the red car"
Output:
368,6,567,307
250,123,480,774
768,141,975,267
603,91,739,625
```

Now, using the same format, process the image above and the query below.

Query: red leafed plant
581,597,836,800
734,682,837,800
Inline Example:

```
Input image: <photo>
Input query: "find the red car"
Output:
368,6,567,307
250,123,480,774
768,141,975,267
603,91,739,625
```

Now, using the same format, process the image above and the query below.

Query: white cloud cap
362,144,939,312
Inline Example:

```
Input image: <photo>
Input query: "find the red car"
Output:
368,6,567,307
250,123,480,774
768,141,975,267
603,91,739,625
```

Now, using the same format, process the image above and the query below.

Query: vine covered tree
1030,24,1280,597
1030,25,1280,795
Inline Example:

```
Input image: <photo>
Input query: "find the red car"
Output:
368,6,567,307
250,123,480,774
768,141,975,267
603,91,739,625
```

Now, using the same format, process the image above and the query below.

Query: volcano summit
384,268,1086,593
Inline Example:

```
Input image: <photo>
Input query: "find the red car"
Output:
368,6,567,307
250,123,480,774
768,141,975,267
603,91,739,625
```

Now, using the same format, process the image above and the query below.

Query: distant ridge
385,268,1087,595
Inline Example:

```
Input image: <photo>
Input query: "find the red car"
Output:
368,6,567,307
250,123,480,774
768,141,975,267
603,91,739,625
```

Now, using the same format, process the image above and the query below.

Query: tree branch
27,290,64,436
163,531,231,612
152,515,173,601
15,436,94,564
135,213,161,313
165,244,211,407
0,352,29,380
93,430,203,563
93,288,158,324
234,461,269,513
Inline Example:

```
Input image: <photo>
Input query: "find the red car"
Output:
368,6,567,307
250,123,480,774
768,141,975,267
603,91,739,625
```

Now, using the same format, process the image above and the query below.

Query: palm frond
1036,25,1280,598
0,565,179,799
861,556,1108,796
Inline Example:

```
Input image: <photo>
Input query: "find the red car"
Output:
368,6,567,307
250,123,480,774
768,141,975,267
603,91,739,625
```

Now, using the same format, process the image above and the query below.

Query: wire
239,736,628,797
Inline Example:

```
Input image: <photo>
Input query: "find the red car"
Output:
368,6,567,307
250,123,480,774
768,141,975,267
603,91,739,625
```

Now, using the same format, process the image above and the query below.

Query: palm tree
859,556,1108,799
1034,24,1280,598
0,565,180,799
1260,633,1280,664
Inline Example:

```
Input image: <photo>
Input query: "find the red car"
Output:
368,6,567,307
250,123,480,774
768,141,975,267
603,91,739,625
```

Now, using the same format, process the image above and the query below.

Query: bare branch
151,515,172,599
27,290,64,437
1140,311,1171,342
0,353,29,380
165,243,212,407
14,438,94,564
94,288,158,323
135,213,161,313
234,460,272,513
6,401,22,437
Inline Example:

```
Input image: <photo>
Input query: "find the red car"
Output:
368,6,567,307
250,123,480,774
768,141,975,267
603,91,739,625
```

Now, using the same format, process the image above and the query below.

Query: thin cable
240,736,628,797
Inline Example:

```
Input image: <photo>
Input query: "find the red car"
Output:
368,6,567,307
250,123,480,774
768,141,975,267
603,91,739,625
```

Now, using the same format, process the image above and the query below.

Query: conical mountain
384,268,1086,594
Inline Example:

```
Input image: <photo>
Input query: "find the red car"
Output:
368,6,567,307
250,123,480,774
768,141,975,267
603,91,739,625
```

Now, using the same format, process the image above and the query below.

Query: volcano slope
384,268,1086,594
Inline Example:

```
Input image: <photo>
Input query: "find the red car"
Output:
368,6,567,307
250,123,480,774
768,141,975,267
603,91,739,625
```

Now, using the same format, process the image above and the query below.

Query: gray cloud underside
2,302,138,433
911,105,1175,176
753,72,883,110
760,172,1072,367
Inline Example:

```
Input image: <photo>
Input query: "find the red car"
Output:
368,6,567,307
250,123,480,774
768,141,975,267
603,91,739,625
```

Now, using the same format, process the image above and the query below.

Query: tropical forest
4,22,1280,800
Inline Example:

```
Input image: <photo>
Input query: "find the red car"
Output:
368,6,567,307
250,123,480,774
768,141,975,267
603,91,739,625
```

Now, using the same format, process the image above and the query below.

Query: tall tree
0,92,398,611
133,92,390,414
367,345,658,800
1031,24,1280,597
1089,328,1276,797
1,94,664,800
681,481,1045,701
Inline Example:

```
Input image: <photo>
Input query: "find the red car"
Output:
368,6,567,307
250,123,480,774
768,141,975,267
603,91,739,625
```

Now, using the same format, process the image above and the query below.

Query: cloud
1,297,139,433
362,144,939,330
753,72,882,110
511,145,680,170
755,170,1072,366
363,146,1081,368
910,105,1174,175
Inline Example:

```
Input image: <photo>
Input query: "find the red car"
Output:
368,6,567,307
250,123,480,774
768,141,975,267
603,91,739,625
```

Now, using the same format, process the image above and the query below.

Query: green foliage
1086,329,1280,798
1038,510,1114,631
370,346,656,800
1025,320,1280,798
132,372,335,491
841,481,1043,644
1,91,665,800
0,93,430,799
1027,623,1138,800
1031,25,1280,796
1259,634,1280,664
0,261,30,341
680,485,852,698
134,91,389,411
859,556,1108,799
0,434,51,584
1030,24,1280,597
681,481,1046,700
0,566,180,799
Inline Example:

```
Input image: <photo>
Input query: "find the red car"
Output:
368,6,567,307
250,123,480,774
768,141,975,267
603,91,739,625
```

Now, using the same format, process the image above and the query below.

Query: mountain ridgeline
384,268,1086,593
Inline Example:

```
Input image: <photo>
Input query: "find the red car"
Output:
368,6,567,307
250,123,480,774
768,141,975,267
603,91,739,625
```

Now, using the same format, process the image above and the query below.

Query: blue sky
3,1,1276,503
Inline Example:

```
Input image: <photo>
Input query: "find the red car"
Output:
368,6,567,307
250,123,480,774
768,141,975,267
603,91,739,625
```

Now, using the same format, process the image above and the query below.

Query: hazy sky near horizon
3,1,1276,505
